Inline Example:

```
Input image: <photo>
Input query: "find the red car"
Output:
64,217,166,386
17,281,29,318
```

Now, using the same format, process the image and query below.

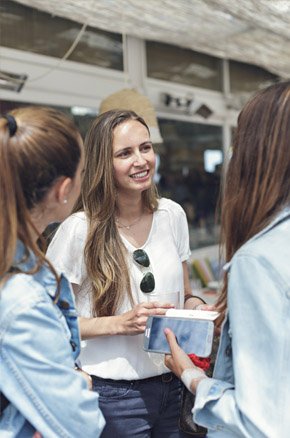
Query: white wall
0,44,239,132
0,46,125,109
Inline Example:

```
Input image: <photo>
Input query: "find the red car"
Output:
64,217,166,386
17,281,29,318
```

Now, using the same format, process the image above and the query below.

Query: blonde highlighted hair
74,110,159,316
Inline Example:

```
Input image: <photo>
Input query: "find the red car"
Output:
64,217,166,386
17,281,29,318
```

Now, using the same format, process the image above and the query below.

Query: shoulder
157,197,186,216
56,211,88,240
0,271,51,328
231,217,290,286
157,198,187,226
62,211,87,227
237,216,290,260
47,213,88,279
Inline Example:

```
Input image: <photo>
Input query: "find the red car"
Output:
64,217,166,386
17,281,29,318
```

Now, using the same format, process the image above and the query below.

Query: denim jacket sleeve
194,250,290,437
0,277,105,438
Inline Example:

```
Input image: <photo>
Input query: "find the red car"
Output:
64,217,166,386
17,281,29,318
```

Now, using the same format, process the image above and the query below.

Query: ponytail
0,116,23,276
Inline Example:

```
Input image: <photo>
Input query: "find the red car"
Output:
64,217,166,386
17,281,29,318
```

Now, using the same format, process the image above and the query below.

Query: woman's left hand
164,328,196,378
164,328,207,393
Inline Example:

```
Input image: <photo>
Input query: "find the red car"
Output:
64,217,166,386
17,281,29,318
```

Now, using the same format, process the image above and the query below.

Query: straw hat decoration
99,88,163,144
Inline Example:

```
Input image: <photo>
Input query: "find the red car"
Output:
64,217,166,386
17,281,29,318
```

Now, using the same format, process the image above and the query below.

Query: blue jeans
92,373,192,437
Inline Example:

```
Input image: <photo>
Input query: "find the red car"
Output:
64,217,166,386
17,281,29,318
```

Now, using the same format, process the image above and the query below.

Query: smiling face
112,119,156,195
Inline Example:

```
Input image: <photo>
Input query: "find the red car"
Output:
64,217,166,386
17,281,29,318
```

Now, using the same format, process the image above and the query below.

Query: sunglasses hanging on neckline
133,249,155,293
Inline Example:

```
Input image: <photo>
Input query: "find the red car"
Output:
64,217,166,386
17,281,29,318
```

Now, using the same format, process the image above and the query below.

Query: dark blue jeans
92,373,192,437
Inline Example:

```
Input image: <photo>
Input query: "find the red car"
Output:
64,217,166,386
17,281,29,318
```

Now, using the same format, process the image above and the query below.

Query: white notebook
165,308,219,320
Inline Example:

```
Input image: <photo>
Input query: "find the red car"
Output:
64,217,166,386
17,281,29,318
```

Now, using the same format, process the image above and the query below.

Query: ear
53,176,73,204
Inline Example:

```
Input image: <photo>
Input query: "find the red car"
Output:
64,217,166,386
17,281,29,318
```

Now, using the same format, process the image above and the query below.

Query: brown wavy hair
217,81,290,319
74,110,159,316
0,106,81,291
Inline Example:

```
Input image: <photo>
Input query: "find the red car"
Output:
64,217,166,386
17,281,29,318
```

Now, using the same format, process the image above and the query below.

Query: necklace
116,213,143,230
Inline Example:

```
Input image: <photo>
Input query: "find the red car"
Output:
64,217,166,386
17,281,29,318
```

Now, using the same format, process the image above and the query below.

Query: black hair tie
4,114,17,137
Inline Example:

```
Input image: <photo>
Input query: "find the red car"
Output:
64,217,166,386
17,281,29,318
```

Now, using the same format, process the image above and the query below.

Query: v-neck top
47,198,191,380
119,212,155,250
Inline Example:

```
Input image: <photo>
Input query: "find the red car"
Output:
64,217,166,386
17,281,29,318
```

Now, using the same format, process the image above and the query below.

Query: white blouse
47,198,191,379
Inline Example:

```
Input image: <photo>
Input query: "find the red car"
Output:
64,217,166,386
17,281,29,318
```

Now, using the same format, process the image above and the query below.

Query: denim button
162,373,173,383
59,300,70,309
70,341,77,351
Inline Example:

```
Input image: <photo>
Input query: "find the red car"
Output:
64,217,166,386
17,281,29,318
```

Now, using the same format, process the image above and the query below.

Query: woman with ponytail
0,107,104,437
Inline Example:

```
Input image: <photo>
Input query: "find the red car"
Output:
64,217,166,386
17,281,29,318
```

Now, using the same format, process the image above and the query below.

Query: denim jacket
194,208,290,437
0,241,105,437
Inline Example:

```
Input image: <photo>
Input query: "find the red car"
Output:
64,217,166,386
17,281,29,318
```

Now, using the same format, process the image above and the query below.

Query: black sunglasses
133,249,155,293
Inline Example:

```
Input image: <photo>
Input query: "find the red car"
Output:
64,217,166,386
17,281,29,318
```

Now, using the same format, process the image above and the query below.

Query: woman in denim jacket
164,81,290,437
0,108,105,437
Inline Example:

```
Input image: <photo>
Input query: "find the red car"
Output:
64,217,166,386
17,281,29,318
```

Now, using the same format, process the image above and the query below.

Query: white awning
13,0,290,78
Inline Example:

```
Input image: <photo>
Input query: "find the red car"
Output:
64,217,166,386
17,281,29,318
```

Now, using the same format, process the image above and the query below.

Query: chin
136,180,152,192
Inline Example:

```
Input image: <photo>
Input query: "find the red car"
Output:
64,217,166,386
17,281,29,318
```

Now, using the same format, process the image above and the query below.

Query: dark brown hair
217,81,290,317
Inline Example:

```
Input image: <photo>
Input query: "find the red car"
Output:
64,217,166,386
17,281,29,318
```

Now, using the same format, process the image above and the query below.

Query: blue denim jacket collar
12,239,37,272
223,206,290,273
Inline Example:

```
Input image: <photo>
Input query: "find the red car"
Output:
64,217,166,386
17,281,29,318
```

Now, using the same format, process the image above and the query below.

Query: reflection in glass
156,119,223,249
0,0,123,70
146,41,222,90
229,60,279,94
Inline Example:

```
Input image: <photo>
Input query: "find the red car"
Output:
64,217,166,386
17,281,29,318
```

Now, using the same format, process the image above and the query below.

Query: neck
116,191,144,221
30,208,50,243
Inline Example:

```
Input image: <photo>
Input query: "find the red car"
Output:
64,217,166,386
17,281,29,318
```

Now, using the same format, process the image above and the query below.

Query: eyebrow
115,141,153,153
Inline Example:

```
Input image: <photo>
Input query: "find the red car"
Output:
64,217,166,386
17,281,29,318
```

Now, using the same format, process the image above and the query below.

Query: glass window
0,0,123,70
146,41,222,91
229,60,279,93
156,119,223,249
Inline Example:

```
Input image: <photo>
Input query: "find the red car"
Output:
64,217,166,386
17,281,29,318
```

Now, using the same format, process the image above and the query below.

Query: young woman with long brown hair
164,81,290,437
47,109,204,436
0,107,104,437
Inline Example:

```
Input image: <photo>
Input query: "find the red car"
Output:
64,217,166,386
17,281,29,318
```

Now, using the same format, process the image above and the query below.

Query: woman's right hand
79,302,175,338
118,301,174,335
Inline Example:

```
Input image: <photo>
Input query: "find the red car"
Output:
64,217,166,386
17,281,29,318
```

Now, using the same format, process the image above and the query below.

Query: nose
133,151,146,166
